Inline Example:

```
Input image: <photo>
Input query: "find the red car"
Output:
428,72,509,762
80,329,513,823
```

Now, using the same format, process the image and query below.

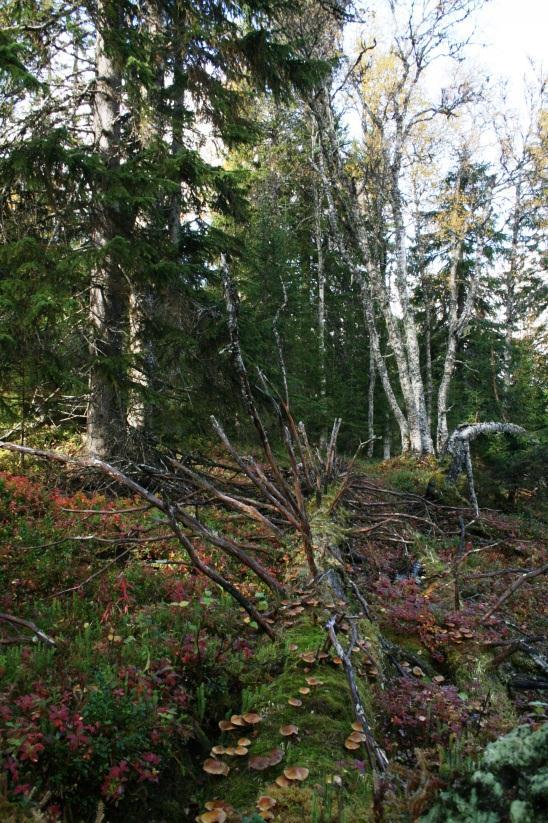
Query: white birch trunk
367,343,376,458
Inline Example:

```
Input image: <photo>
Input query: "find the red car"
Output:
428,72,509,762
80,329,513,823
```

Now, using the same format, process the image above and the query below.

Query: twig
482,564,548,623
0,613,56,646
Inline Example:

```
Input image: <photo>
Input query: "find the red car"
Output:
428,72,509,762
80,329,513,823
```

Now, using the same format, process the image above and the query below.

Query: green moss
447,649,516,728
203,618,375,819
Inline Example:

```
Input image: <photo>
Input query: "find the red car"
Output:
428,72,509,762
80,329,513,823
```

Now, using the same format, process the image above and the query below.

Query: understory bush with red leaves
378,676,470,750
0,663,193,819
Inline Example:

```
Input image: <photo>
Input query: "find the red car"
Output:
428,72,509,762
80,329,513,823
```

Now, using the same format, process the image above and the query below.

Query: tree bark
87,0,126,459
367,343,376,458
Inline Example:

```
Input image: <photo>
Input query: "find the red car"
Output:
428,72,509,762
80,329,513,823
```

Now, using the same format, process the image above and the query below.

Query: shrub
421,723,548,822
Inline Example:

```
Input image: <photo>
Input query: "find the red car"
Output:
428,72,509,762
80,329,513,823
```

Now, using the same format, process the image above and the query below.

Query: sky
474,0,546,90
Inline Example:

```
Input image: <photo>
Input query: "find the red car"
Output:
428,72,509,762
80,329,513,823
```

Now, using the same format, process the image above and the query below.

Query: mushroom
197,810,227,823
242,712,262,725
275,775,291,788
256,796,277,811
298,687,310,695
202,759,230,777
283,766,309,781
218,720,236,732
279,724,299,737
288,698,302,707
250,747,283,770
347,731,366,743
238,737,252,747
344,738,360,750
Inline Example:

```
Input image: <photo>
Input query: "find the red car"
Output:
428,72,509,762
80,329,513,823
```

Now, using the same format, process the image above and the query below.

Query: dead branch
0,441,278,637
0,613,56,646
482,563,548,623
168,457,283,539
326,615,388,772
51,547,133,598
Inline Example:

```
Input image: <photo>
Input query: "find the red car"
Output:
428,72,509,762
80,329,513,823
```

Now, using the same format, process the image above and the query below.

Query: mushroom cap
242,712,262,724
351,722,364,732
238,737,252,746
234,746,248,756
275,775,291,788
283,765,309,781
202,758,229,776
204,801,232,811
197,810,227,823
298,687,310,695
249,747,283,770
218,720,236,732
257,795,277,811
288,698,302,707
211,746,226,756
279,724,299,736
344,738,360,750
230,714,246,726
348,731,366,743
305,676,323,686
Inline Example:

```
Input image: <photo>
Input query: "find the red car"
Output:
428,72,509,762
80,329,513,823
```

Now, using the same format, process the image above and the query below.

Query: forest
0,0,547,821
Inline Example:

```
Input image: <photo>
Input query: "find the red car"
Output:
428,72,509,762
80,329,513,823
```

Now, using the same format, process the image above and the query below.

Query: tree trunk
383,409,391,460
314,179,327,405
389,166,433,455
367,343,375,458
87,0,126,459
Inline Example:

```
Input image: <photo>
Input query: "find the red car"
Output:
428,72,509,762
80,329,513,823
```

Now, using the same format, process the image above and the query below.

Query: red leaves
378,677,469,748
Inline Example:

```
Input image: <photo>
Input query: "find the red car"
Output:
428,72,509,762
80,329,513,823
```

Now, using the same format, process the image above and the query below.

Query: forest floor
0,450,547,822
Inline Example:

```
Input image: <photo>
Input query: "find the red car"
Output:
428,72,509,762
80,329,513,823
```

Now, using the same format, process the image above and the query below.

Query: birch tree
302,0,485,454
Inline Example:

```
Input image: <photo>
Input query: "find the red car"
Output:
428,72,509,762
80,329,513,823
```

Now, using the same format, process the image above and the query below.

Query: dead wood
326,615,388,772
0,441,278,637
0,612,56,646
482,563,548,623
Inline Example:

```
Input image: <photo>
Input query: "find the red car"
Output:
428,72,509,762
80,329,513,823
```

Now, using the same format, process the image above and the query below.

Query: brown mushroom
202,759,230,777
256,796,277,811
249,748,283,771
283,766,309,781
197,810,227,823
242,712,262,724
288,698,302,707
279,724,299,737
